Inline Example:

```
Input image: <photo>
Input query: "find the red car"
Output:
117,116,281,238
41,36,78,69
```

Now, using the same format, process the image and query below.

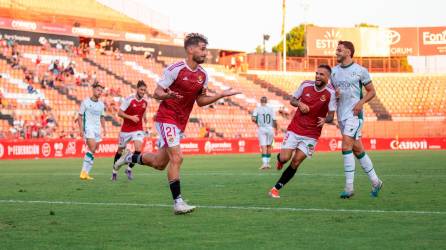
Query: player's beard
336,55,344,63
193,55,206,64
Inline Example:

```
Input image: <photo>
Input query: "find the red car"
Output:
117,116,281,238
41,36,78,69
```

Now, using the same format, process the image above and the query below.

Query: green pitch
0,151,445,249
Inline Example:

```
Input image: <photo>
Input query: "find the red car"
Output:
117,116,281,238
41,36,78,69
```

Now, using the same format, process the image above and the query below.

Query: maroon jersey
120,94,148,132
155,60,208,132
287,80,336,139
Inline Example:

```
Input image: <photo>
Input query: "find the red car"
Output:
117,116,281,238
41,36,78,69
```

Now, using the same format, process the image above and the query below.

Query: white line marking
0,172,442,177
0,200,444,215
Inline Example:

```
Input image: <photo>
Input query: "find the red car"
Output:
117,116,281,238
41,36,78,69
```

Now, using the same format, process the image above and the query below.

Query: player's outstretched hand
166,88,183,99
129,115,140,123
221,88,241,97
317,117,325,127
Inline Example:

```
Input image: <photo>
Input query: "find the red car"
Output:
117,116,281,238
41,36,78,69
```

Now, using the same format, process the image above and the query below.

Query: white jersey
252,105,276,129
79,97,105,131
330,63,371,121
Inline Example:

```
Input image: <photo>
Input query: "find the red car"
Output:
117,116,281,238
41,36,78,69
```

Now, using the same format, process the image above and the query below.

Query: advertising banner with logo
306,27,426,57
0,138,444,160
0,28,79,47
418,26,446,55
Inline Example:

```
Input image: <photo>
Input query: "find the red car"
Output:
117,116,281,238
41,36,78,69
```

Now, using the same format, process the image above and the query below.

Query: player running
78,82,106,180
114,33,240,214
269,64,336,198
112,80,148,181
331,40,383,198
252,96,277,169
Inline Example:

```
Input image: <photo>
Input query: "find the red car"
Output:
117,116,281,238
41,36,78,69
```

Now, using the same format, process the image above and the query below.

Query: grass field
0,150,445,249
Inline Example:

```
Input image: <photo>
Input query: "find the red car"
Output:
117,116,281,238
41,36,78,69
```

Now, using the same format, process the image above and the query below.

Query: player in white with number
252,96,277,169
78,82,106,180
331,40,383,199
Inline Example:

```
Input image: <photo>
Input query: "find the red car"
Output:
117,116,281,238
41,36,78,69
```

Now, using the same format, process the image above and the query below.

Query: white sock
83,152,94,174
357,152,379,185
343,151,355,192
266,155,271,165
262,156,268,165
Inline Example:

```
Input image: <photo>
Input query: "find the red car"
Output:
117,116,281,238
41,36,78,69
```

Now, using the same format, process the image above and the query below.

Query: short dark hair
184,33,208,49
92,82,104,89
137,80,146,88
260,96,267,103
338,40,355,57
318,64,332,74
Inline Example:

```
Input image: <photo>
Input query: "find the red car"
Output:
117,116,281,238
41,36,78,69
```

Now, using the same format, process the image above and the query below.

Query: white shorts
281,131,318,157
118,130,145,148
339,117,363,140
84,128,101,142
155,122,182,148
258,127,274,146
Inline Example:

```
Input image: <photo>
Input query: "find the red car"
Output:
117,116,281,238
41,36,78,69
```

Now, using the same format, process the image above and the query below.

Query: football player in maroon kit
269,64,336,198
112,80,148,181
114,33,240,214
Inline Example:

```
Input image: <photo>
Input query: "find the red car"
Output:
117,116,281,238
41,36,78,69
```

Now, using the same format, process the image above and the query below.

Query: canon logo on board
390,140,428,150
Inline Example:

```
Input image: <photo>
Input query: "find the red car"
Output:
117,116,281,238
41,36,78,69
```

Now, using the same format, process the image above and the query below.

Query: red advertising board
418,26,446,55
0,137,444,160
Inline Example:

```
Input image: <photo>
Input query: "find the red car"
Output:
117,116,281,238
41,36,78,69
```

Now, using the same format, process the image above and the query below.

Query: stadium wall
0,137,444,160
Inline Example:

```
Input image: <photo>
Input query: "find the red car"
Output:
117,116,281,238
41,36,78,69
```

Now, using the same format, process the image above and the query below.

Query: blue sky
134,0,445,52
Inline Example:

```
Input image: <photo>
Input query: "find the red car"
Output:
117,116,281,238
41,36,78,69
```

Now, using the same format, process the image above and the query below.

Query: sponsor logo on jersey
183,76,189,81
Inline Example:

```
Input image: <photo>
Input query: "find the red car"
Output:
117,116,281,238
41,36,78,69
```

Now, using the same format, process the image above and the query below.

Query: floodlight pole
282,0,287,72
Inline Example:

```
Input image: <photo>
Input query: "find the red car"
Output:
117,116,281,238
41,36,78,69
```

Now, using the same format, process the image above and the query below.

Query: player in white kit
78,82,106,180
252,96,277,169
331,41,383,198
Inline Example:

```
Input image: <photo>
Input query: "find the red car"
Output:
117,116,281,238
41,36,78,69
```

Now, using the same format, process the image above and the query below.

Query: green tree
355,23,379,28
255,45,263,54
273,24,314,57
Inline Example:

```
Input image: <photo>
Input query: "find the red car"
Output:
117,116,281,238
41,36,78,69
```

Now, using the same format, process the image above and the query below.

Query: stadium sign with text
307,26,445,57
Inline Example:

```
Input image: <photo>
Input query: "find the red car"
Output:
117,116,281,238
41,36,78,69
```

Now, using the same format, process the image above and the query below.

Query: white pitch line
0,199,444,215
0,172,443,177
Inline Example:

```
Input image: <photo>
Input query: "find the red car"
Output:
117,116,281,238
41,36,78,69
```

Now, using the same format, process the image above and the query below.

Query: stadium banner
0,137,444,160
306,27,421,57
418,26,446,55
0,28,79,47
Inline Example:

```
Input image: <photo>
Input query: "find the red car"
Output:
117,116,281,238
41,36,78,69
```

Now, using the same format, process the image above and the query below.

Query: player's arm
118,109,139,123
153,85,183,100
101,115,106,137
290,97,309,114
273,119,278,129
251,109,258,125
196,88,241,107
77,114,84,137
353,82,376,116
317,111,335,127
78,101,85,137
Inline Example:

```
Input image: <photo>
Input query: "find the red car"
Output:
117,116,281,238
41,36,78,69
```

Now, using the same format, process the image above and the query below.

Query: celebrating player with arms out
78,82,106,180
331,41,382,198
112,80,148,181
269,64,336,198
114,33,240,214
252,96,277,169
